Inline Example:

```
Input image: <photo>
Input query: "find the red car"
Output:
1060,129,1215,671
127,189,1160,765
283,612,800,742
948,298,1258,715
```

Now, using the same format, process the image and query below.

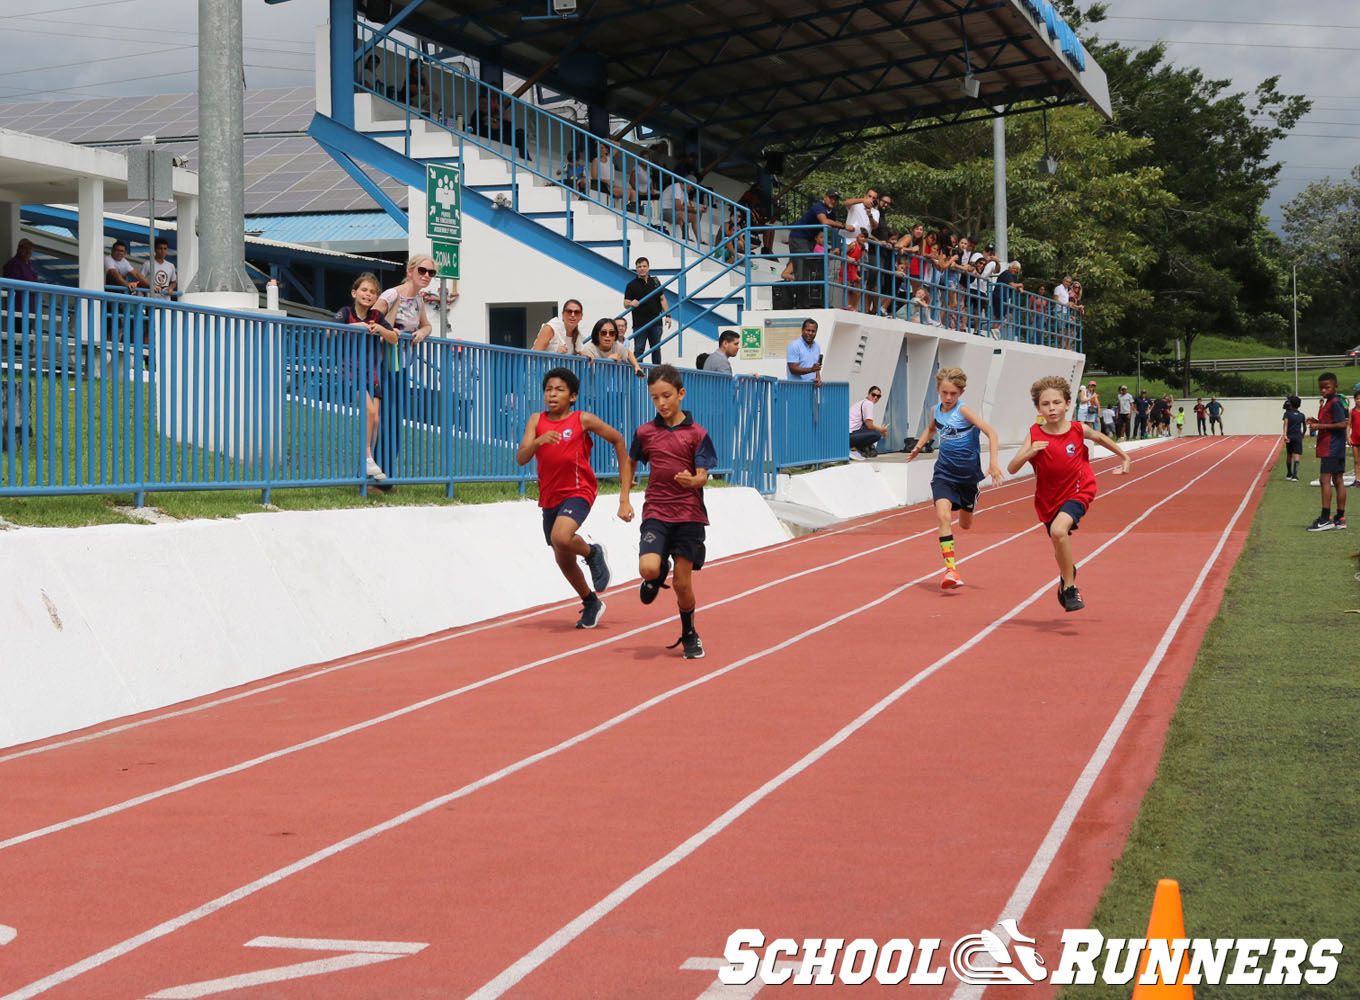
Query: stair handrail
623,242,748,361
353,25,752,268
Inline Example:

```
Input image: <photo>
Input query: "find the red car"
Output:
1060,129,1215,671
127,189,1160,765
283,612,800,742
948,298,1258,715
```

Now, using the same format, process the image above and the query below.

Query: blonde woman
368,255,436,479
372,254,435,344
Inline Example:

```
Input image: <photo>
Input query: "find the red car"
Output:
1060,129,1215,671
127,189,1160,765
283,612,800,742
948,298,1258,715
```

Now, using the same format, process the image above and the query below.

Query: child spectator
1008,376,1131,612
620,364,718,659
1193,397,1208,435
1283,394,1305,481
333,272,399,490
905,366,1004,589
1305,372,1348,531
845,229,867,311
515,366,631,627
1175,406,1185,437
1350,386,1360,484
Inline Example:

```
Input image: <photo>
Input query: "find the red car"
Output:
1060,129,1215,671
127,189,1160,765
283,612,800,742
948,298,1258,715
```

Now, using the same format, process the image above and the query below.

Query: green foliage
1282,166,1360,352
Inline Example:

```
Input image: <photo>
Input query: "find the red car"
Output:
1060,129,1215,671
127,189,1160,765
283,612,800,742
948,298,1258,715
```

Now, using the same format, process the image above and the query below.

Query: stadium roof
0,88,406,218
353,0,1110,157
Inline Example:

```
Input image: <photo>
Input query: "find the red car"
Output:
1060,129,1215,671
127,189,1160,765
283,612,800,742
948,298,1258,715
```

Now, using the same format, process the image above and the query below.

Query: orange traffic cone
1131,879,1193,998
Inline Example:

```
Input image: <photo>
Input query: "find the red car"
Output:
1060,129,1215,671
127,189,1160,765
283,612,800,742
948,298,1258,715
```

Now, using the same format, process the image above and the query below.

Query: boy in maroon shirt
620,364,719,658
1008,375,1130,612
516,367,631,628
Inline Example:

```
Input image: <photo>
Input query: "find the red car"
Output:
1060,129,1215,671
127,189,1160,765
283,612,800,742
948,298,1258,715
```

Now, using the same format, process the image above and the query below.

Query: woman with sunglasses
578,317,645,377
369,255,436,480
532,299,585,354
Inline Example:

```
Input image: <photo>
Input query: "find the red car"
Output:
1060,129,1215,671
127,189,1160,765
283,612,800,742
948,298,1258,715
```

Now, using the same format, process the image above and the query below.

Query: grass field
1062,450,1360,998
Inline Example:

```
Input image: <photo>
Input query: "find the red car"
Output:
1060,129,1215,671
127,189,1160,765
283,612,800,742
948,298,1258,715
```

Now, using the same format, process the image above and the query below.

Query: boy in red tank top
1008,375,1131,613
516,367,633,629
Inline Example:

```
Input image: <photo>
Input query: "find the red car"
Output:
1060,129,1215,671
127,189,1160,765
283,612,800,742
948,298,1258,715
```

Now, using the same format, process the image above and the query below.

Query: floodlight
960,72,980,99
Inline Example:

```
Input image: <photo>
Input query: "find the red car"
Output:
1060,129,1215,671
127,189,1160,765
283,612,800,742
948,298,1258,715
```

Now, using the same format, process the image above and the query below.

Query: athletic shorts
1045,499,1087,534
1320,456,1346,476
639,517,706,570
931,475,980,513
541,495,593,546
1286,438,1303,456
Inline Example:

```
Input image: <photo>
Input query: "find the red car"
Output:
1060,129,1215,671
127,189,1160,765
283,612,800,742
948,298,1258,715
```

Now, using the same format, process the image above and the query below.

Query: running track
0,435,1273,999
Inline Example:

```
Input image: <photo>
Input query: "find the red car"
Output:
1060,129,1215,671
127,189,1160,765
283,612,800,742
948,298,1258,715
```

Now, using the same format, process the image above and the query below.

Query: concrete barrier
0,487,788,750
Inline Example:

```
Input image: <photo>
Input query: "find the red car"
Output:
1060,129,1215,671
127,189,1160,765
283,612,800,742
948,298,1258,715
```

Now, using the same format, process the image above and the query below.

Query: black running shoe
585,543,611,593
640,557,671,605
1061,585,1085,612
666,630,705,659
576,594,605,629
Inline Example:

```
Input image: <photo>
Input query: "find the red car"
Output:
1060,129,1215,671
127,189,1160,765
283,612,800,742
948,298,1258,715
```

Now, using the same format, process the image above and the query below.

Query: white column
176,193,199,290
78,176,106,291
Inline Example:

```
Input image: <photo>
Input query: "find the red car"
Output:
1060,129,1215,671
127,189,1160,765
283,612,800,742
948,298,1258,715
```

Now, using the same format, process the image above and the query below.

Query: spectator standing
919,231,942,324
334,272,398,489
4,238,40,335
841,188,880,253
1193,397,1208,435
1306,373,1349,530
1283,394,1305,481
532,298,585,354
788,190,849,308
578,317,645,377
104,241,146,292
1206,396,1224,435
786,318,822,384
738,182,775,255
995,261,1024,337
1133,390,1151,439
147,238,177,299
897,222,925,300
624,257,671,364
702,330,740,374
371,255,437,478
845,229,867,312
1116,385,1134,441
848,385,887,459
978,244,1002,329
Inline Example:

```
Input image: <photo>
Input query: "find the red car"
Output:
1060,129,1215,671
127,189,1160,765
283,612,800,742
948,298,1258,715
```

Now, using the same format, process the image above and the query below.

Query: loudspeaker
764,151,786,175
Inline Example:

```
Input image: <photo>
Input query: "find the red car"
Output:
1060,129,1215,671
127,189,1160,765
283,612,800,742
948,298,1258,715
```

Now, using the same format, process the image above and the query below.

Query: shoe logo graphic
949,919,1047,985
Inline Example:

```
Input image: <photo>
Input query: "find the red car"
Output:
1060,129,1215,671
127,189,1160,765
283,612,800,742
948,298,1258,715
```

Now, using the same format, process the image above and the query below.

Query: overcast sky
1,0,1355,227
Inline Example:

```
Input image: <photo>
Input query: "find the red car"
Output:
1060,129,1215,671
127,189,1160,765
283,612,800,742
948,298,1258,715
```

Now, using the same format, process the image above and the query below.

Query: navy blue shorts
1045,499,1087,534
1320,456,1346,476
931,475,980,513
1285,438,1302,456
639,517,706,569
542,496,592,546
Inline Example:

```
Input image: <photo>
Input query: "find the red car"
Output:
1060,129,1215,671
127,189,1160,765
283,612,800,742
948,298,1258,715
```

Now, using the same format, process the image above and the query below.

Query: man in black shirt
624,257,671,365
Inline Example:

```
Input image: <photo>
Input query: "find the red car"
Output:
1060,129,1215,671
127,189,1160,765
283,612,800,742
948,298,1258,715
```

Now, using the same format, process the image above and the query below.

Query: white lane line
0,444,1211,852
463,438,1260,1000
0,442,1227,1000
947,435,1274,1000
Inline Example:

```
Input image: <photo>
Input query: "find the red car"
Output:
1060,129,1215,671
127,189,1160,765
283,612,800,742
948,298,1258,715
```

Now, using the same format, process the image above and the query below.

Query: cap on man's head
984,244,995,252
825,189,841,199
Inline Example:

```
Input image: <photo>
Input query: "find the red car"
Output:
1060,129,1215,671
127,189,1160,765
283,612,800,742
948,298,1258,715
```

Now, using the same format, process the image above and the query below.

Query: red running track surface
0,435,1273,1000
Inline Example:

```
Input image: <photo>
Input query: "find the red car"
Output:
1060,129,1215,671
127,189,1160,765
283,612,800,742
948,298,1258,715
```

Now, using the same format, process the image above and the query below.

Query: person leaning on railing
578,316,645,377
104,241,148,293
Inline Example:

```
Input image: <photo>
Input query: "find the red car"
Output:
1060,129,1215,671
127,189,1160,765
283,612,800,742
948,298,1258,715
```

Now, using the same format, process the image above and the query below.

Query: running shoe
365,456,387,481
640,557,671,604
1334,516,1348,530
666,630,705,659
585,543,611,593
941,568,964,590
576,594,605,629
1307,516,1337,532
1060,585,1085,612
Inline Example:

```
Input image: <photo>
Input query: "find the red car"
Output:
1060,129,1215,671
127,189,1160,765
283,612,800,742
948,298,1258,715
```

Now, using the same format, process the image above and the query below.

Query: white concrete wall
0,488,788,751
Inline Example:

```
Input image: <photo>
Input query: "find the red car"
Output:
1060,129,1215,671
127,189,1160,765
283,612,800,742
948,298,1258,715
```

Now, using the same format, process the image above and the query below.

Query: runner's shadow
1003,616,1082,635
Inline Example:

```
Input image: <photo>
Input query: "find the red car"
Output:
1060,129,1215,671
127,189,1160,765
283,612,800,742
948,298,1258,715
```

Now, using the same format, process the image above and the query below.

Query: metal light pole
1136,339,1141,395
992,113,1008,264
1293,263,1299,396
185,0,254,300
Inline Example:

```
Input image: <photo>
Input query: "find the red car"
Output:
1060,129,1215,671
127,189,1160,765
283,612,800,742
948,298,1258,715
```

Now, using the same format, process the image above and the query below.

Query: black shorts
639,517,706,569
1045,499,1087,534
931,475,980,513
541,496,592,545
1320,456,1346,476
1286,438,1303,456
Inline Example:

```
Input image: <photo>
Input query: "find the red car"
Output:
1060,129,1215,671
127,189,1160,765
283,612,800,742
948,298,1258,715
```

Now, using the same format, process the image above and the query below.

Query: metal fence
0,278,848,503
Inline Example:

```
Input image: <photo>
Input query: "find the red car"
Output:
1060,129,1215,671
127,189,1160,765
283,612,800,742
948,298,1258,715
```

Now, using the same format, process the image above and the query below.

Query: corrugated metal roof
246,212,407,245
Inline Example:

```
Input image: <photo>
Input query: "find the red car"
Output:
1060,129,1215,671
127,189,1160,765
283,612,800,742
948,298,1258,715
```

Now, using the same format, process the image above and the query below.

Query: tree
1282,167,1360,351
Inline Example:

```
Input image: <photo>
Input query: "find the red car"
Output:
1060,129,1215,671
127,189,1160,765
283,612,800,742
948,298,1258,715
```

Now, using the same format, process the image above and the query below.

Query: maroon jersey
629,412,718,524
535,410,597,508
1028,421,1097,524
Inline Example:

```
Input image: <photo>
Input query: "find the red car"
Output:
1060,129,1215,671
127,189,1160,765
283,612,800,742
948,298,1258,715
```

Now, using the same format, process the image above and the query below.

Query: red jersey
534,410,597,508
629,412,718,524
1349,406,1360,447
1028,421,1097,524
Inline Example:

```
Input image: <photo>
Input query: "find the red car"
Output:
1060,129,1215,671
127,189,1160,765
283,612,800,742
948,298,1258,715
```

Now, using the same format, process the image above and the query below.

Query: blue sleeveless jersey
933,402,983,483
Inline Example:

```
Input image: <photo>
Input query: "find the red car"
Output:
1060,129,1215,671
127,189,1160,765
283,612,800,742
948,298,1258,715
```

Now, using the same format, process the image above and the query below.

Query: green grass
1061,461,1360,999
1182,333,1296,359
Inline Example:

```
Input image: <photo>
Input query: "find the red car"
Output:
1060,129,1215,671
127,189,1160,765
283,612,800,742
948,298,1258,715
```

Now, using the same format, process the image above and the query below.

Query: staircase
320,28,764,353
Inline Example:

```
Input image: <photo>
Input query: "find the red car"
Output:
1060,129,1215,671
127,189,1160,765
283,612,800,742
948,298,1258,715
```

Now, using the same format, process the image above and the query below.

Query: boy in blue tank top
906,366,1004,589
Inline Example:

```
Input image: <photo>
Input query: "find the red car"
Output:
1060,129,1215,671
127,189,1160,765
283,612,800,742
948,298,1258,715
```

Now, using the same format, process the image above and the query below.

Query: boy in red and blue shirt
1305,372,1348,531
516,366,631,627
1009,375,1131,612
620,364,718,659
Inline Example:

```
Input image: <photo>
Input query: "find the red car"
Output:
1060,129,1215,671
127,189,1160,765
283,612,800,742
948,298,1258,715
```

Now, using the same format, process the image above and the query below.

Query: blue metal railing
0,279,846,501
746,224,1084,350
353,27,752,268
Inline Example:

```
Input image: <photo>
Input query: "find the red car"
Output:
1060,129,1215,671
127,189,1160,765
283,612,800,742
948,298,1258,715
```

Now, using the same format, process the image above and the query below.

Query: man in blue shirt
786,318,822,383
788,191,851,308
